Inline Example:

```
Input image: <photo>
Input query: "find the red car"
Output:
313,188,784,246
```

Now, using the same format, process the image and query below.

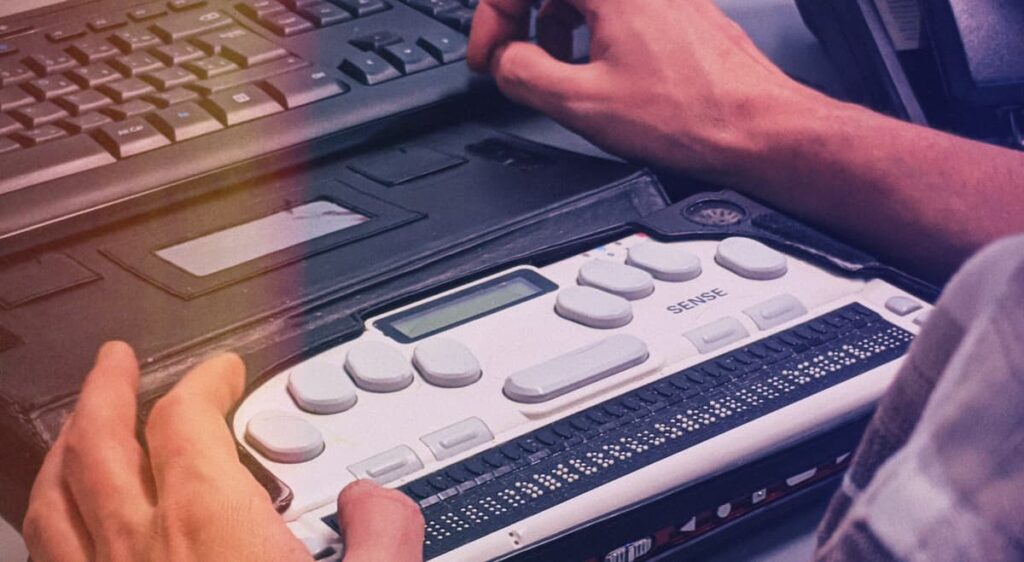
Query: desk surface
0,1,837,560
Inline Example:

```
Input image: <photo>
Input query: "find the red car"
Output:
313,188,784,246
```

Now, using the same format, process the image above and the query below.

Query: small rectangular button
379,42,437,74
194,27,288,67
148,101,223,141
417,31,467,63
259,12,315,36
25,76,81,100
67,64,122,88
684,317,750,353
109,27,162,52
0,253,100,309
334,0,389,17
128,3,169,22
67,38,121,64
153,42,205,65
339,52,400,85
743,294,807,330
261,66,345,108
87,15,128,32
0,86,35,111
45,24,87,43
421,418,493,461
201,83,282,125
236,0,288,19
144,86,199,108
60,88,115,116
101,99,156,120
151,9,232,41
0,62,34,87
169,0,208,10
186,55,307,95
297,2,352,26
348,446,423,485
93,116,171,158
350,31,402,51
13,125,68,147
60,112,114,134
25,49,79,75
99,77,156,103
10,101,69,128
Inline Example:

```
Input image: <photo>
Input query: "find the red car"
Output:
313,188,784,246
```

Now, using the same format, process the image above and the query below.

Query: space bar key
0,136,117,197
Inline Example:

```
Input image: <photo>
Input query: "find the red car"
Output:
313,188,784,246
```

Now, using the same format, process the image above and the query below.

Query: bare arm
469,0,1024,281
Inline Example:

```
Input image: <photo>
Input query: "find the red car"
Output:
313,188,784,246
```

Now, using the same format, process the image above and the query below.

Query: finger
536,0,584,62
490,41,598,116
23,431,93,562
145,353,251,496
61,342,154,547
467,0,534,72
337,480,425,562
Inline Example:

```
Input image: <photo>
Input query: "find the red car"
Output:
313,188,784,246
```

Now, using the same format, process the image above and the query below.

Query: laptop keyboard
0,0,480,237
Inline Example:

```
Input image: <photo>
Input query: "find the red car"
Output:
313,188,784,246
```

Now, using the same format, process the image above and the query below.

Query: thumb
491,41,594,117
337,480,426,561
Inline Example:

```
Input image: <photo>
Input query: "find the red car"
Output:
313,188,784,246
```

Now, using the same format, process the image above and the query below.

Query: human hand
468,0,823,181
23,342,425,562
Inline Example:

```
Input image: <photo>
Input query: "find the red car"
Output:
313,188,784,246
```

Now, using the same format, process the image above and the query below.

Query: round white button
715,237,788,280
577,259,654,300
344,341,413,392
413,338,482,388
245,411,325,464
555,286,633,329
626,241,702,282
287,360,358,415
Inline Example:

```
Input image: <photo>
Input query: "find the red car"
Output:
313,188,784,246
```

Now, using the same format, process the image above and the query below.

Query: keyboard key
437,7,473,33
25,49,78,75
379,42,437,74
0,61,34,87
60,111,114,134
245,411,325,464
67,37,121,64
152,42,205,65
0,42,18,58
417,31,467,63
148,101,222,140
261,66,346,108
10,101,69,128
405,0,459,16
188,54,307,95
110,52,165,77
340,52,400,85
151,9,232,42
0,137,19,154
184,56,238,79
109,27,162,53
45,24,87,43
99,77,156,102
350,30,402,51
101,99,157,120
259,12,315,36
56,89,112,115
236,0,287,19
194,27,287,67
297,2,352,26
202,83,282,125
0,86,35,111
0,23,33,38
169,0,208,10
67,63,122,88
334,0,390,17
87,15,128,32
144,66,196,90
13,124,68,147
128,3,169,22
0,135,117,195
145,86,199,107
93,116,171,158
0,113,21,135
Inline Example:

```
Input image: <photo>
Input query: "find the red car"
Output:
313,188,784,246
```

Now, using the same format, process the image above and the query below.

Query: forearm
724,86,1024,281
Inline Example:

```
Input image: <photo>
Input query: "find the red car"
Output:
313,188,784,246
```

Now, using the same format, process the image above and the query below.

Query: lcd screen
156,201,369,277
379,271,558,342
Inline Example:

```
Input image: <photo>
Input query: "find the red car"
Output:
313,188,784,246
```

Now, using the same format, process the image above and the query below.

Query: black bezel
375,269,558,344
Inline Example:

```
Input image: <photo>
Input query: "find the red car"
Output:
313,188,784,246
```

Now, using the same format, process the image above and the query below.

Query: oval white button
245,411,325,464
345,341,413,393
578,259,654,300
413,338,481,388
626,241,702,282
715,237,788,280
287,360,359,415
555,286,633,329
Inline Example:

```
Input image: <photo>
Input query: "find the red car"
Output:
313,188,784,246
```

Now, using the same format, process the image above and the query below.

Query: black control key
0,87,35,111
405,0,459,16
339,52,400,85
24,49,78,75
261,66,346,108
334,0,389,17
0,62,34,87
417,31,467,63
350,30,402,51
379,42,437,74
201,83,282,125
93,116,171,158
67,38,120,64
148,101,223,141
10,101,69,128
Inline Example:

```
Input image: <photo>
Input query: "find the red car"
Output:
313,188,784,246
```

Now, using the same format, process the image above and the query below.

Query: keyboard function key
285,358,359,414
348,446,423,484
245,410,325,463
56,89,112,115
413,338,481,388
297,2,352,26
379,42,437,74
420,418,493,461
416,31,467,63
60,111,114,134
24,49,79,75
194,27,287,67
87,15,128,32
110,52,165,76
45,24,87,43
0,113,21,135
93,116,171,158
184,56,238,79
339,52,400,85
0,86,35,111
259,11,315,36
10,101,69,128
67,64,121,88
577,259,655,300
109,27,163,53
144,66,197,90
0,62,34,87
236,0,288,19
152,42,204,65
555,285,633,329
99,77,156,102
344,341,413,392
715,237,788,280
13,124,67,147
334,0,390,17
67,38,121,64
626,241,702,282
128,3,169,22
405,0,458,16
504,334,650,404
101,99,157,120
261,66,346,108
349,30,402,51
151,8,232,42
